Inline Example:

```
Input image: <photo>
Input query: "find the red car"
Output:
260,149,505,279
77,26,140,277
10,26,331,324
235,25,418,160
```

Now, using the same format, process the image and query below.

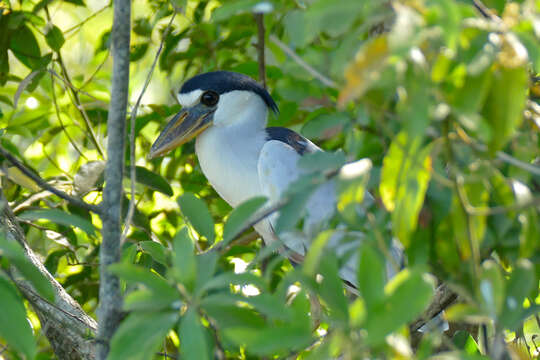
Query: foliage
0,0,539,359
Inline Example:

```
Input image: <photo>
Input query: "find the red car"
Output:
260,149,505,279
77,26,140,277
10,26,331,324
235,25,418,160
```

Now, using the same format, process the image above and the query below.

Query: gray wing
257,128,335,256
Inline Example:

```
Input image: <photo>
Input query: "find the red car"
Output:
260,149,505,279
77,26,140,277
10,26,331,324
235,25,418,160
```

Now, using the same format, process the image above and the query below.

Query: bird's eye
200,91,219,106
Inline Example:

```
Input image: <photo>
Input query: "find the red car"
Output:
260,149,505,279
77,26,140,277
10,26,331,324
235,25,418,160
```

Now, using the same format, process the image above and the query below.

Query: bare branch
410,283,457,332
96,0,131,357
1,196,97,359
0,146,101,213
254,13,266,89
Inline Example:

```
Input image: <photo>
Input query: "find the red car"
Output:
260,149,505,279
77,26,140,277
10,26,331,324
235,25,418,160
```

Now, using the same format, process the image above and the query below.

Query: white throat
213,90,268,129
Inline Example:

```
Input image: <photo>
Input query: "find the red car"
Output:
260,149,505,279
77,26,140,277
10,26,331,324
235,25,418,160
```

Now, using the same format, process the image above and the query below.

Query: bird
149,70,448,333
149,71,394,284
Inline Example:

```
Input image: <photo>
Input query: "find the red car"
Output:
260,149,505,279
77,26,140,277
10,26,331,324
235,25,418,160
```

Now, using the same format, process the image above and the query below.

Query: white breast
195,124,267,207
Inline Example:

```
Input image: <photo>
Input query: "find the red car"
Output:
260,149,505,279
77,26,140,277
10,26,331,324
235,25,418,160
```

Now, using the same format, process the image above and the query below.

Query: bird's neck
212,90,268,131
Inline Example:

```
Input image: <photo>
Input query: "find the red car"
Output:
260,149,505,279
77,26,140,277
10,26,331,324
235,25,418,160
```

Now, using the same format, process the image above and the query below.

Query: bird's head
149,71,278,159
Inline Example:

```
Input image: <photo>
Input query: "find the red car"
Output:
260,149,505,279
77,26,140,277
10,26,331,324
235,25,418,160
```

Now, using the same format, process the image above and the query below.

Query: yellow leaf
0,167,41,192
338,36,389,108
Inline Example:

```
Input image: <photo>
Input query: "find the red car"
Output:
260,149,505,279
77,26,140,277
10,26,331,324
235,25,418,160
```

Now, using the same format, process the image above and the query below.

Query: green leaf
516,31,540,71
0,235,55,301
202,301,265,328
202,293,292,321
445,303,490,324
478,260,504,320
9,24,41,69
380,132,432,247
211,0,262,22
222,196,267,246
450,70,492,143
301,113,349,140
500,259,535,330
306,0,365,39
64,0,86,6
365,268,434,344
453,330,480,355
297,151,346,173
201,271,267,294
121,196,150,230
130,166,173,196
139,241,169,265
482,65,528,152
19,208,96,236
195,251,218,293
224,291,312,355
129,42,149,62
45,25,65,51
124,289,182,311
108,263,178,301
0,275,37,360
171,226,197,288
519,209,539,258
302,230,333,276
225,324,312,356
109,311,179,360
357,244,386,309
275,179,317,234
318,254,349,323
178,308,211,360
283,10,312,48
337,159,372,223
177,192,215,244
133,17,152,37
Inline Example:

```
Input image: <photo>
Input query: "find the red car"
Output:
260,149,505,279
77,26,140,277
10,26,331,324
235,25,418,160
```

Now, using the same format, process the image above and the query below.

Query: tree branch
254,13,266,89
96,0,131,358
1,196,97,359
410,283,457,332
0,145,101,214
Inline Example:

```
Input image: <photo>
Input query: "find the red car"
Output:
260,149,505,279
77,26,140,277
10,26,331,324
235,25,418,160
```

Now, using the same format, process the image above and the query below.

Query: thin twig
463,195,540,216
495,151,540,177
0,146,101,213
454,128,540,177
254,13,266,89
122,12,177,242
48,69,102,102
155,352,177,359
473,0,496,20
44,7,105,158
79,50,111,92
50,72,88,160
64,2,112,36
57,59,106,158
269,35,337,89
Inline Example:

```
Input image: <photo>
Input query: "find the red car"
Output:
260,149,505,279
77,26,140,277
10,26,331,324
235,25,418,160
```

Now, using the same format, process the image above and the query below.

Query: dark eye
201,91,219,106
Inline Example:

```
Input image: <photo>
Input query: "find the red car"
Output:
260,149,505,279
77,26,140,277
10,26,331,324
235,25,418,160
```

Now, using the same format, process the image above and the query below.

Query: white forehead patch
177,89,203,107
